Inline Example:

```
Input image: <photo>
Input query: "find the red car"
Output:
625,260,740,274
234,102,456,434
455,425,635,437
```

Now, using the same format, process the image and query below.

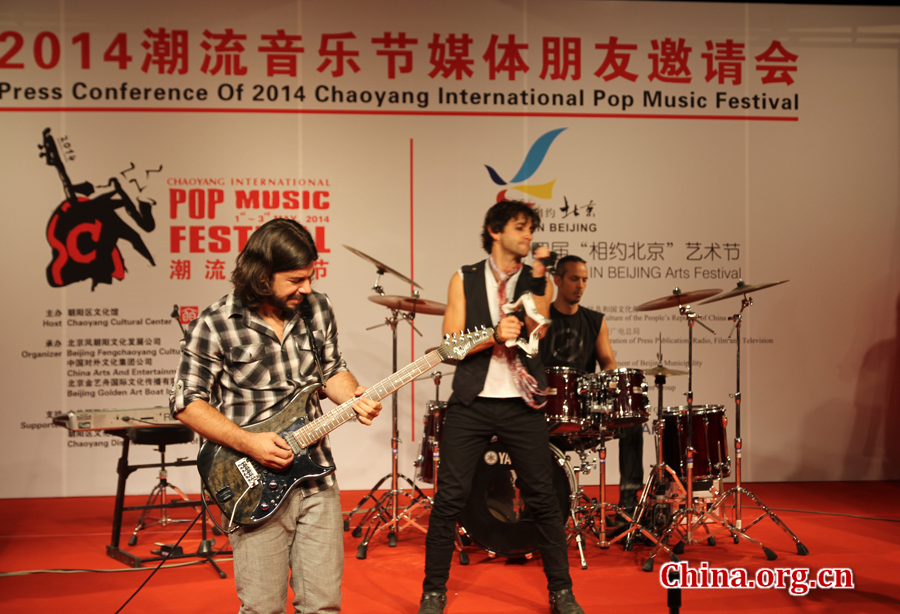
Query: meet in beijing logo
484,127,566,204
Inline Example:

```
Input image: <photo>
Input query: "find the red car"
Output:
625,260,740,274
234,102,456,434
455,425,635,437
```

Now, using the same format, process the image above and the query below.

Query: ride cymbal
343,244,421,289
699,279,789,304
368,294,446,315
634,288,723,311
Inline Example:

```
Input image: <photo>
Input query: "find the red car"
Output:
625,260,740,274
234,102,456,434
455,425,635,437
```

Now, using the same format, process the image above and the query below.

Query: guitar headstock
437,326,493,363
39,128,61,169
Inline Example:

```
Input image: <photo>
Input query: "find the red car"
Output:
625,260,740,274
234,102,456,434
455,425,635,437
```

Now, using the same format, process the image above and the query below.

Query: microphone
532,247,558,270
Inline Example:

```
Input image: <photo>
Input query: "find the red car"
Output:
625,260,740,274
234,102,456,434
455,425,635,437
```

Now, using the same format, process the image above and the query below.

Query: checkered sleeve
169,310,224,419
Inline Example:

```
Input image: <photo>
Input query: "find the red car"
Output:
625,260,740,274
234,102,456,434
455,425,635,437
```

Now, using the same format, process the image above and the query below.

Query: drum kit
625,281,807,572
339,244,807,569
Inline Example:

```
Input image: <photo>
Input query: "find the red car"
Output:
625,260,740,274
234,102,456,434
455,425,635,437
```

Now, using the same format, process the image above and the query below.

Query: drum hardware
700,281,808,558
634,287,723,313
342,244,422,292
624,335,685,552
556,438,603,570
544,366,587,433
635,289,743,571
341,246,435,558
637,285,804,571
572,424,664,556
580,369,650,429
414,399,446,486
368,294,447,317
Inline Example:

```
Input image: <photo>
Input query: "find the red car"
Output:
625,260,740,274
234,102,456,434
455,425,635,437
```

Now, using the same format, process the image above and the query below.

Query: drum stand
705,296,808,557
564,439,601,569
590,430,665,554
344,297,433,559
624,356,678,552
562,427,663,565
640,305,744,571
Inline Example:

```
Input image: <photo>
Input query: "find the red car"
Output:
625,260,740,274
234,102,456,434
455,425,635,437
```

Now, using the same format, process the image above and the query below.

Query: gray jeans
229,484,343,614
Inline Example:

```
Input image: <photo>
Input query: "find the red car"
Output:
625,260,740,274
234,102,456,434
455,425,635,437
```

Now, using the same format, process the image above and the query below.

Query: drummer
539,255,644,515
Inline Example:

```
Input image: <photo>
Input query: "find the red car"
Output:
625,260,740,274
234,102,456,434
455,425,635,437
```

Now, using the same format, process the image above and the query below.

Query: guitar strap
300,300,326,387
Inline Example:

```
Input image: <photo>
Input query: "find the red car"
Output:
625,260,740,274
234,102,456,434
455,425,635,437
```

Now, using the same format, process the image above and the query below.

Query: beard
270,294,305,319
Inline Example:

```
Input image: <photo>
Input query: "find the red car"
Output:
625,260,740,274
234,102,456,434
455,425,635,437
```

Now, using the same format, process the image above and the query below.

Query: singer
415,200,585,614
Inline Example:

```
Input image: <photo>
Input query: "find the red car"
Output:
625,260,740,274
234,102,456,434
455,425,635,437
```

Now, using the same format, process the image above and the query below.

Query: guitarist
417,200,585,614
169,218,382,614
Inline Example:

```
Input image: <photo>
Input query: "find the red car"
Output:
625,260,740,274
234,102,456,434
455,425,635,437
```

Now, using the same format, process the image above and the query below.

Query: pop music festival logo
485,127,567,203
39,128,158,290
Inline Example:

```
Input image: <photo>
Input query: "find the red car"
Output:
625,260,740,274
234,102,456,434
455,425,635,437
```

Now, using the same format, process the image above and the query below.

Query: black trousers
618,422,645,505
422,396,572,594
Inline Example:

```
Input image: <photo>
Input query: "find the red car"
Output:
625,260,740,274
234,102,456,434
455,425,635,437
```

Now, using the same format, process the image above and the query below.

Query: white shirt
476,262,522,398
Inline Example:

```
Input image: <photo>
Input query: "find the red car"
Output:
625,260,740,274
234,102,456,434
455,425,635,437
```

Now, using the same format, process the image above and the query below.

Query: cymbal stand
344,293,431,559
642,305,737,571
706,295,808,557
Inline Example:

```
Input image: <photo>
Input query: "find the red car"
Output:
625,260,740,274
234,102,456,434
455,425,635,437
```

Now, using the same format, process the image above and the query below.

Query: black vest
450,260,548,406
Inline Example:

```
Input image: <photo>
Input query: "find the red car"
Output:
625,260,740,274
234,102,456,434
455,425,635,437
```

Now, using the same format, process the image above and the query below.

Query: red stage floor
1,482,899,613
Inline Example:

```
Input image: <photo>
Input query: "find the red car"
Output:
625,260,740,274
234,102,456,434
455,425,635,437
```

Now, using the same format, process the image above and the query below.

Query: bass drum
458,440,575,558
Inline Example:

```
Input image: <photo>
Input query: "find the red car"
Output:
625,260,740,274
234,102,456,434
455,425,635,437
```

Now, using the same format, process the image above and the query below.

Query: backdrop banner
1,0,898,498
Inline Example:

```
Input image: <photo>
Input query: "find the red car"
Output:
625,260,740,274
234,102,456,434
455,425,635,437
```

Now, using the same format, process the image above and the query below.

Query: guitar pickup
235,457,261,488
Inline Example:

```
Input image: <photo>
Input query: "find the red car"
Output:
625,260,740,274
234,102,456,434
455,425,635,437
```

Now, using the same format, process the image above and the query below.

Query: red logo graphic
179,306,199,325
40,128,157,290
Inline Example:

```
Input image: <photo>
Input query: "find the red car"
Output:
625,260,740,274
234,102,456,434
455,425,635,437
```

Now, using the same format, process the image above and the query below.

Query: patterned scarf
488,257,546,409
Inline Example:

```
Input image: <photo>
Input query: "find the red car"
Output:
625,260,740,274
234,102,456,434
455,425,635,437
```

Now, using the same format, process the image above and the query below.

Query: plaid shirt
170,291,348,495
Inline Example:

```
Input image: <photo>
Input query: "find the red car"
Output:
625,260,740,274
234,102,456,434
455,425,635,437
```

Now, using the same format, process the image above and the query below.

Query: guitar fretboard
291,349,445,448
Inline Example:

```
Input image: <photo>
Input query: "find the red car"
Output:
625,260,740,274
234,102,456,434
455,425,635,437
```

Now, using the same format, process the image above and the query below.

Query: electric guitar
197,327,492,527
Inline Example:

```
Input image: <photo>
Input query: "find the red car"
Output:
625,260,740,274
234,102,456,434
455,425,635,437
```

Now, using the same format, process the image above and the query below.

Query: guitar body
197,383,334,526
195,326,492,528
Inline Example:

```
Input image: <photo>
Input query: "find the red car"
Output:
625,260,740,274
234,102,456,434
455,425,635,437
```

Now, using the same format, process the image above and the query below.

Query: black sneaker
416,591,447,614
549,589,585,614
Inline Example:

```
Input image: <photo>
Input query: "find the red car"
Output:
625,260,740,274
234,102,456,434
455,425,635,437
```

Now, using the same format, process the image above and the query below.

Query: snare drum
662,405,731,482
579,368,650,429
458,440,575,558
415,401,447,484
543,366,585,433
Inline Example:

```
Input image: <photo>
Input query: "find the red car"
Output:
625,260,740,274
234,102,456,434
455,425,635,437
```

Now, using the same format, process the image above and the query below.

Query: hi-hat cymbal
368,294,446,315
641,365,688,377
699,279,789,304
634,288,723,311
343,245,421,289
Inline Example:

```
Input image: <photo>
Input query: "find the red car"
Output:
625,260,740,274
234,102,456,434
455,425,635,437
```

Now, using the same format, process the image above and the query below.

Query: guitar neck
291,349,445,448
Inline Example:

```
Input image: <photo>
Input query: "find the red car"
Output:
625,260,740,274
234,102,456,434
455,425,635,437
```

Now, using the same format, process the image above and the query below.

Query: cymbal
641,365,688,377
699,279,789,304
368,294,446,316
343,245,421,289
634,288,723,311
